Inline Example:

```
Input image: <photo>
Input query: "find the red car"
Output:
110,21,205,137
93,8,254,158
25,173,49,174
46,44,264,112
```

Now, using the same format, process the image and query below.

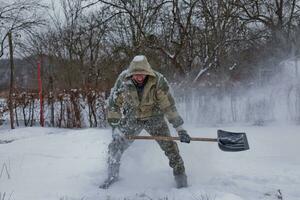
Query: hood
126,55,155,77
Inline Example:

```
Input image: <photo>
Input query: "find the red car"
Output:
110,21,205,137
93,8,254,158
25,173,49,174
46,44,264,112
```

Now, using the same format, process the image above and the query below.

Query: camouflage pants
107,116,186,177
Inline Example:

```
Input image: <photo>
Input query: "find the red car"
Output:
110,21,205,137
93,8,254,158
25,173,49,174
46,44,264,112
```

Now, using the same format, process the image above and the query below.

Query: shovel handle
126,135,218,142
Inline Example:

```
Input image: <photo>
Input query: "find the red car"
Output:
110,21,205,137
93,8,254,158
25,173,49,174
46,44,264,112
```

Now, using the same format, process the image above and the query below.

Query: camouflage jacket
107,58,184,128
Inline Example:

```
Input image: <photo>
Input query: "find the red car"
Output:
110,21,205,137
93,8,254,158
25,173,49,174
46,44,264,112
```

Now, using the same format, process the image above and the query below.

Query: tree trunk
14,102,19,127
296,57,299,79
49,76,55,127
296,58,300,123
30,99,35,127
8,31,15,129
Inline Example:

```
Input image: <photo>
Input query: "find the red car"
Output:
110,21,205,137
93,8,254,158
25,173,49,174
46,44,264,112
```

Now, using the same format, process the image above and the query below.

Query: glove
112,126,126,143
176,126,191,143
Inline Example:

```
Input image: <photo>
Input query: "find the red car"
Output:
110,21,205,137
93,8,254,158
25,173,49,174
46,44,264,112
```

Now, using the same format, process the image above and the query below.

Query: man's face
132,74,146,84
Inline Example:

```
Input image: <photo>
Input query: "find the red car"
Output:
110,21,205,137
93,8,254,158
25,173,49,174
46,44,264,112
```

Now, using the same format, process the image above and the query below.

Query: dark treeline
1,0,300,92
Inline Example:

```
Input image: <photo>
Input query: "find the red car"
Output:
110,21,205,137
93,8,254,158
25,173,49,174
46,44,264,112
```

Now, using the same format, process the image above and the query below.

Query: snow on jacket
107,55,184,128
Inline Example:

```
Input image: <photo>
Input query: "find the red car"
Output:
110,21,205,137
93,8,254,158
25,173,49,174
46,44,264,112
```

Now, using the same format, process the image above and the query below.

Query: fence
175,83,300,126
1,83,300,128
0,89,108,128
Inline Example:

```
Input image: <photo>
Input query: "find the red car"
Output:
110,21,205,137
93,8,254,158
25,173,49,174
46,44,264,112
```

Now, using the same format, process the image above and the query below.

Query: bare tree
235,0,300,52
0,0,46,57
0,0,46,129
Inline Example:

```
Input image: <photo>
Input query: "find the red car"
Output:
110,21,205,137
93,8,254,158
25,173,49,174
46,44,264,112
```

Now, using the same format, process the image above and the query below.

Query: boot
174,173,188,188
99,163,120,189
99,175,118,189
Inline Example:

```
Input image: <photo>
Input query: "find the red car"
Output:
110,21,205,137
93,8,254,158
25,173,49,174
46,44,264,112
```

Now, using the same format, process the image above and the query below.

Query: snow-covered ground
0,125,300,200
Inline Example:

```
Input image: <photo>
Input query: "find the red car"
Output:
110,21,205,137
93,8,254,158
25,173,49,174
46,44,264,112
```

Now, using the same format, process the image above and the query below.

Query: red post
38,59,44,127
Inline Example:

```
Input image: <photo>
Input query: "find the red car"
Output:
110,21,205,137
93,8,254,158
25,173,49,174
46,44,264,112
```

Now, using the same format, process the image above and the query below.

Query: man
100,55,191,189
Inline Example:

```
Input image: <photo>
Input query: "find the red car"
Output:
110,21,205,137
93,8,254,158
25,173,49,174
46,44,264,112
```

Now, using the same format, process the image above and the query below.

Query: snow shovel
126,129,249,152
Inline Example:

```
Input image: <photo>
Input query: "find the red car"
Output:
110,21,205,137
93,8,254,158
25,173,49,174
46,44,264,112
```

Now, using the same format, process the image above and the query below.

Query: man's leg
144,117,188,188
99,139,130,189
100,124,142,189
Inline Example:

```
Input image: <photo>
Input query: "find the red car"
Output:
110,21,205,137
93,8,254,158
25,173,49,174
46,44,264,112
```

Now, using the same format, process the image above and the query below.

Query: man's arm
107,75,124,126
155,75,191,143
155,76,184,129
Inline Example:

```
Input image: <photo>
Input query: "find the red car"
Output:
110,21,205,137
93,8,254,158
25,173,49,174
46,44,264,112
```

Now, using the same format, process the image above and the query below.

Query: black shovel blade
217,130,249,152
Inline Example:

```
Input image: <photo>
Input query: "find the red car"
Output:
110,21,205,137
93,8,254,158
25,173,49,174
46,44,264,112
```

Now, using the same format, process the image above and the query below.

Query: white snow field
0,125,300,200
